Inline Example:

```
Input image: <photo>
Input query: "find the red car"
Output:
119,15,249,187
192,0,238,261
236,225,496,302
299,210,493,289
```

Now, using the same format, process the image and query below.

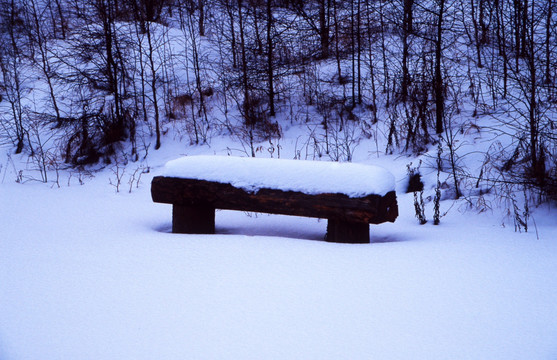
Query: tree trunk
545,0,553,83
28,0,62,124
318,0,329,59
198,0,205,36
54,0,67,39
146,21,161,149
434,0,446,134
401,0,414,103
267,0,275,117
238,0,251,125
357,0,362,105
470,0,483,67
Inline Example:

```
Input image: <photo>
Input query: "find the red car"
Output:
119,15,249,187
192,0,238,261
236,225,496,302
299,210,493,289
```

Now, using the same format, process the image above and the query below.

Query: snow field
1,171,557,359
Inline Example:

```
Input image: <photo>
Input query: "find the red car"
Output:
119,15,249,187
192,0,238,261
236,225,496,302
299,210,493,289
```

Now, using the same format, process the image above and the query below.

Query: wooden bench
151,156,398,244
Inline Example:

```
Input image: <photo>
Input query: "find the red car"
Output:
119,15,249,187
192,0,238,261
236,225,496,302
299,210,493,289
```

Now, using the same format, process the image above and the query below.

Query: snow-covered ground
1,135,557,360
2,1,556,357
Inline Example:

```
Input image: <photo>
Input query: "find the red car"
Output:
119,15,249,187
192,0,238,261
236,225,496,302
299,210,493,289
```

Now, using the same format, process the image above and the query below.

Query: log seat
151,156,398,244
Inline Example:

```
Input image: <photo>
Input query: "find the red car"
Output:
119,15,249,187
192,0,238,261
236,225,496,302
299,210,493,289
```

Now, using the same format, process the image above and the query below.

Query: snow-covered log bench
151,156,398,243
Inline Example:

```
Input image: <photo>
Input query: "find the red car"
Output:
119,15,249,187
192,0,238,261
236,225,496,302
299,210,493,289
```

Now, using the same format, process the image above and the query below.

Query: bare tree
0,0,29,154
400,0,414,103
266,0,275,116
26,0,63,125
433,0,446,134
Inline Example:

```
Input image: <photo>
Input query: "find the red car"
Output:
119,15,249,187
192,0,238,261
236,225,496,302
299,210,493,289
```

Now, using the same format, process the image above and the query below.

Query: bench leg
326,220,370,244
172,204,215,234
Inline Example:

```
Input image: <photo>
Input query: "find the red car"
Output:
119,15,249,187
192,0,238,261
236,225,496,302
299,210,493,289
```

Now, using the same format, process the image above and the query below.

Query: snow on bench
151,155,398,243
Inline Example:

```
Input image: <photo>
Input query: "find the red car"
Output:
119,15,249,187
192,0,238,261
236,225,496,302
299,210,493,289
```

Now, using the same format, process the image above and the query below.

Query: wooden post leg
172,204,215,234
326,220,370,244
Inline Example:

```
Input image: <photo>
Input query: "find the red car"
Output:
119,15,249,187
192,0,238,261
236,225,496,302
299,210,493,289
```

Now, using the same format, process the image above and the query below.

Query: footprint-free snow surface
164,155,396,197
1,167,557,360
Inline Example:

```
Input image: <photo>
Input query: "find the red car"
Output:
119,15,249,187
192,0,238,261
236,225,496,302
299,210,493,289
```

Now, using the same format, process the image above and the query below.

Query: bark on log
151,176,398,243
151,176,398,224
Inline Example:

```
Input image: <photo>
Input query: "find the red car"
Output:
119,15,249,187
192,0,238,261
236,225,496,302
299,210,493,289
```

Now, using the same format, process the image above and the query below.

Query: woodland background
1,0,556,216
